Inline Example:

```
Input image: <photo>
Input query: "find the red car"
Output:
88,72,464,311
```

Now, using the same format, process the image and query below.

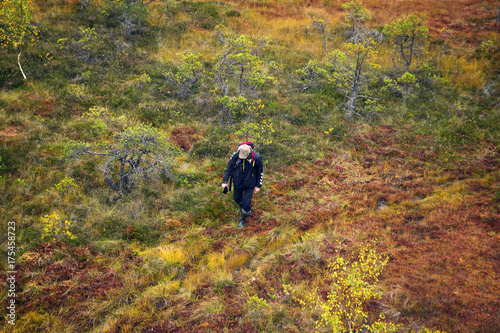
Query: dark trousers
233,186,254,213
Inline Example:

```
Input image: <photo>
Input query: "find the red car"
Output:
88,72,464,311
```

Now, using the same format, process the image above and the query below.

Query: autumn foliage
0,0,498,332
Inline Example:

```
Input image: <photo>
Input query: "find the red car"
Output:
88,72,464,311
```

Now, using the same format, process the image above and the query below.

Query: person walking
222,143,263,228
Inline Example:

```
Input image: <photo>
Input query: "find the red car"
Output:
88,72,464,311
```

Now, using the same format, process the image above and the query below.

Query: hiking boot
238,209,251,229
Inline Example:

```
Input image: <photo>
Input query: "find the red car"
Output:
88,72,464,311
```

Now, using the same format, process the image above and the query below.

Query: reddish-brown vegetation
171,126,202,152
6,241,143,330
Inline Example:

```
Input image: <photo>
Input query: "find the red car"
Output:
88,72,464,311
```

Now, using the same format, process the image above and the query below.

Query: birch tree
292,59,327,93
163,52,204,98
0,0,38,80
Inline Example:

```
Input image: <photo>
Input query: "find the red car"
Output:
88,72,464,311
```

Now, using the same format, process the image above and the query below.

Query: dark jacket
223,150,263,189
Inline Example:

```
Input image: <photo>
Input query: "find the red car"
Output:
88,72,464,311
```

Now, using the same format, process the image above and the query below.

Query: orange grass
437,54,487,90
216,0,499,43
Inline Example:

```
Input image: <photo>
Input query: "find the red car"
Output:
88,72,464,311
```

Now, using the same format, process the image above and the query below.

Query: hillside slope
1,0,499,332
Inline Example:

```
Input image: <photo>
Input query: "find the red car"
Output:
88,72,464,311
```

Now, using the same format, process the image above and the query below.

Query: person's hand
222,183,228,189
254,187,260,194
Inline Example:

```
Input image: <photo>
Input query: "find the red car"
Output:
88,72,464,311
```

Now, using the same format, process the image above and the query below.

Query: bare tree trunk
239,65,244,95
17,49,26,80
119,158,126,196
216,55,229,96
322,30,327,58
313,20,327,58
346,52,364,118
81,0,90,13
347,66,360,118
103,160,119,192
346,84,358,118
125,11,132,36
346,95,356,118
406,36,415,73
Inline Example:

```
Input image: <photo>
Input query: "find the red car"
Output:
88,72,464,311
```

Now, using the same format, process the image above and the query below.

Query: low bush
191,137,231,159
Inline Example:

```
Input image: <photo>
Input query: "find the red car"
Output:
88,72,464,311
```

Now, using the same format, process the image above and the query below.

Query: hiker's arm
222,153,237,184
255,156,263,189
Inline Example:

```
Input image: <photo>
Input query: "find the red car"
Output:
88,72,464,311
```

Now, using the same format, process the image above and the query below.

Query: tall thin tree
0,0,38,80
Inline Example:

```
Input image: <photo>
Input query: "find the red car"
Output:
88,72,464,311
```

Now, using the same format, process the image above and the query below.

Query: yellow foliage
82,106,115,122
129,73,151,87
40,211,76,241
65,84,88,102
299,243,398,332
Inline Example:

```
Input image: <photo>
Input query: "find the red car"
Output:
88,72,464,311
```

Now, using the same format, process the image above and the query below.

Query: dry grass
156,245,186,266
226,251,251,269
437,54,487,90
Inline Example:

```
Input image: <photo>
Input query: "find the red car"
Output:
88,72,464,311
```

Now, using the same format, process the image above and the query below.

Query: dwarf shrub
41,211,76,241
53,176,83,203
300,243,398,333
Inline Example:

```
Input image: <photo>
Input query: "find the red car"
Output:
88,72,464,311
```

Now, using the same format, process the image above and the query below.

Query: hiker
222,143,263,228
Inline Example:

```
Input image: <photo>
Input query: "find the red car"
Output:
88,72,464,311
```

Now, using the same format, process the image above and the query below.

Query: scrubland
0,0,499,332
